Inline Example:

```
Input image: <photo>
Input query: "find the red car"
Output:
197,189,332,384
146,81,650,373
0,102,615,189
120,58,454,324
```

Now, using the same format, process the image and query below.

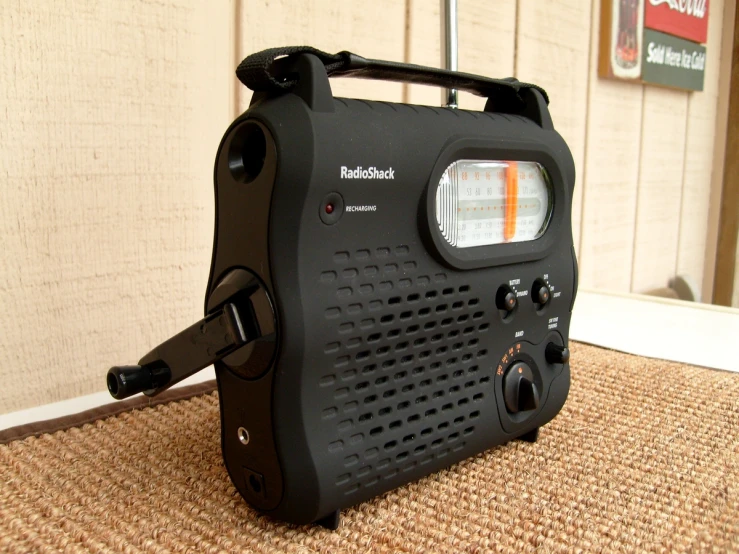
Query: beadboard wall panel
235,0,406,111
404,0,516,110
515,0,592,256
578,0,644,291
630,88,689,293
677,0,727,301
0,0,233,413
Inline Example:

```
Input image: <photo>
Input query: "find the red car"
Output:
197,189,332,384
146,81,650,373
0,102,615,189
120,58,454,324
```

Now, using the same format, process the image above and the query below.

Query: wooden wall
714,0,739,306
0,1,233,413
0,0,733,413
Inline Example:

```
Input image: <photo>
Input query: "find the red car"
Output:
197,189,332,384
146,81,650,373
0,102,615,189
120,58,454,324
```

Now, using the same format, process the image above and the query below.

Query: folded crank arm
107,302,253,400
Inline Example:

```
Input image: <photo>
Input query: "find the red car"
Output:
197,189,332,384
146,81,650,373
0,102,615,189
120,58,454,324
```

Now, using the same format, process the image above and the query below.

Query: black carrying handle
236,46,548,113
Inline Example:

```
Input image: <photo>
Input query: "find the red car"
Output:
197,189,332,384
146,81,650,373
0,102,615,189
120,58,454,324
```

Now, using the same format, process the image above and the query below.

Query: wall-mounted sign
643,29,706,90
598,0,708,91
645,0,709,43
601,0,646,80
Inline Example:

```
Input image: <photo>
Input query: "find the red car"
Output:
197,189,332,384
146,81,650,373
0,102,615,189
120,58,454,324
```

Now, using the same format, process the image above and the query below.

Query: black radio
107,47,577,529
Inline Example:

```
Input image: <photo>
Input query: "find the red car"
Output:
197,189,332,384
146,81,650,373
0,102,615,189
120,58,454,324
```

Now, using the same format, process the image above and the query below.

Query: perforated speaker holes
317,245,492,495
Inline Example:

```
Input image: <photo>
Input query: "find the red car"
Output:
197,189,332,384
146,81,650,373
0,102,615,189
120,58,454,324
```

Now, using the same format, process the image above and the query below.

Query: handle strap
236,46,548,112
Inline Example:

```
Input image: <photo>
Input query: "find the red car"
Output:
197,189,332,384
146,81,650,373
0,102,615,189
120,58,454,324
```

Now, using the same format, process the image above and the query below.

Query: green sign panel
642,29,706,91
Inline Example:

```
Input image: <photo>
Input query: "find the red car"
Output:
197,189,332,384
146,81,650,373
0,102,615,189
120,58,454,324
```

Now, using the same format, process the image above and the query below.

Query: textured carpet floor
1,343,737,553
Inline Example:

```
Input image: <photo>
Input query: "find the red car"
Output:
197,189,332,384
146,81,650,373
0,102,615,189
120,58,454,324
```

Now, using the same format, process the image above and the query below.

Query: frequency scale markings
436,160,553,248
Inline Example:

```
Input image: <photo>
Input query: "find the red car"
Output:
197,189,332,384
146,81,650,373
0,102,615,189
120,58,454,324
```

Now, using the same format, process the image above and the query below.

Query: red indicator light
325,203,334,214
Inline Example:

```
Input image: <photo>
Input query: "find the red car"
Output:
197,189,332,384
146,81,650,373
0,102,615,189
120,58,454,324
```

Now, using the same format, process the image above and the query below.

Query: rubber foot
316,510,341,530
518,427,539,443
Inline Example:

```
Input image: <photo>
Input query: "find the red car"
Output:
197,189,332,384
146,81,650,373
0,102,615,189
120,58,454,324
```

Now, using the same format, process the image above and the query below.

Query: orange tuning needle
504,162,518,241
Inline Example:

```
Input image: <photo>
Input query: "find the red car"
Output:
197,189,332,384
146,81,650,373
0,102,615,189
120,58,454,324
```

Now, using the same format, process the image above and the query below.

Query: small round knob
496,286,518,313
532,279,551,307
502,362,540,414
545,343,570,365
536,286,550,304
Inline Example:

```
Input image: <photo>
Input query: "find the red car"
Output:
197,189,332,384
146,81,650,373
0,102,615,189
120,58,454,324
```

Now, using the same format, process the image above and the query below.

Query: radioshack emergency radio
106,46,578,529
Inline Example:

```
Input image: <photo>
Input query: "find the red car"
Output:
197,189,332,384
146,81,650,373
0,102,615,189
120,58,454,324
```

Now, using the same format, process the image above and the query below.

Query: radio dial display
435,160,553,248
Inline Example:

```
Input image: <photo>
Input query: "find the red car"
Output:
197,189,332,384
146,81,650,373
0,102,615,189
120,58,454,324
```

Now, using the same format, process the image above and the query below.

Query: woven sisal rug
1,343,737,553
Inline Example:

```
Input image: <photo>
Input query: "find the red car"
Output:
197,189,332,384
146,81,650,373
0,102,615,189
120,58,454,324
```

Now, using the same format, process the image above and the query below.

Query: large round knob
502,362,540,414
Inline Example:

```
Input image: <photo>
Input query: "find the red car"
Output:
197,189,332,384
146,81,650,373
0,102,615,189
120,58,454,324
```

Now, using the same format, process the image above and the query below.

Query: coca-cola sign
598,0,708,91
642,28,706,90
645,0,709,43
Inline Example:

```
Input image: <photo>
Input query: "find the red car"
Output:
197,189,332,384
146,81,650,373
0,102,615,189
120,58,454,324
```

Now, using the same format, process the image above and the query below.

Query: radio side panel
208,94,324,524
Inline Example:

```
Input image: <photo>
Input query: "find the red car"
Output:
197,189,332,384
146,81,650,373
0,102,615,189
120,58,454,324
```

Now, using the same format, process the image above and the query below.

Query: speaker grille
318,245,492,495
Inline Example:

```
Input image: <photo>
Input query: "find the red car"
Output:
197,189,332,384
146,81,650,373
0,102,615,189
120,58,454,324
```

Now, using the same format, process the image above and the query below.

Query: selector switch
532,278,551,309
502,362,540,414
545,343,570,365
496,285,518,314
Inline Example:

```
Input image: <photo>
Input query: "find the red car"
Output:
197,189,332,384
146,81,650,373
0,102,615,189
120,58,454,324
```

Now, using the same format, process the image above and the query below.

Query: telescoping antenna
441,0,458,108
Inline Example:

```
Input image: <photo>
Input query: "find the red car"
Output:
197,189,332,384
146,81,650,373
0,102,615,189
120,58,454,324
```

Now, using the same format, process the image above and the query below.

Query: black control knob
532,278,551,307
496,285,518,313
545,343,570,365
502,362,540,414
